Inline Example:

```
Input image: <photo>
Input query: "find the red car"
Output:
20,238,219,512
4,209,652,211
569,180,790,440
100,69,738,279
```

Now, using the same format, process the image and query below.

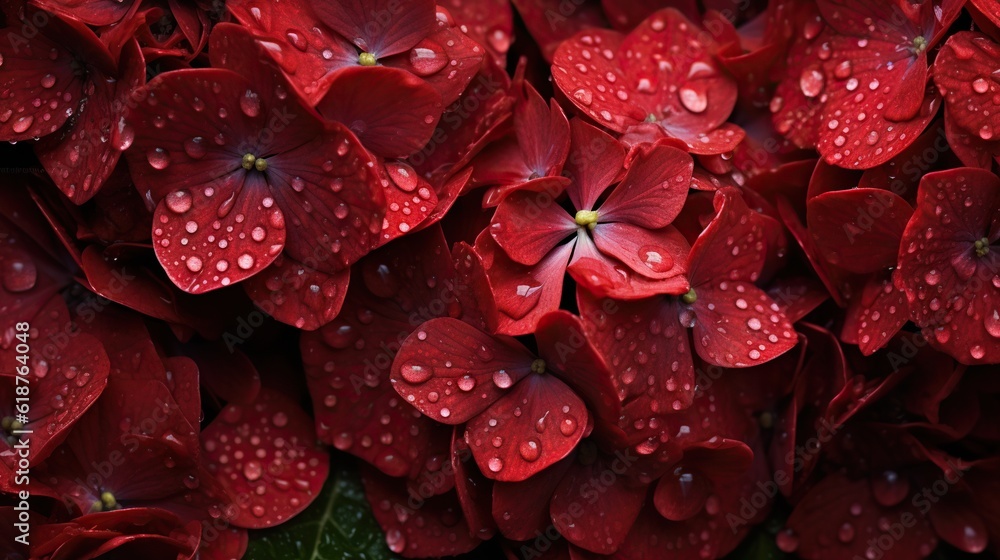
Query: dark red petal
0,296,110,467
381,24,485,108
564,119,625,212
313,0,435,57
807,188,913,274
33,0,136,26
36,39,145,204
550,458,646,554
202,389,330,529
362,466,480,557
785,472,937,560
848,270,910,355
451,430,496,540
897,167,1000,364
227,0,357,106
536,311,624,444
0,29,82,141
492,457,573,540
930,499,989,554
688,279,798,367
593,223,689,280
316,66,444,158
769,27,830,149
577,291,696,418
516,82,571,179
162,356,201,429
242,253,349,330
654,466,712,521
490,190,577,266
465,375,587,482
151,172,286,293
597,145,692,229
391,317,535,424
475,232,574,336
934,32,1000,146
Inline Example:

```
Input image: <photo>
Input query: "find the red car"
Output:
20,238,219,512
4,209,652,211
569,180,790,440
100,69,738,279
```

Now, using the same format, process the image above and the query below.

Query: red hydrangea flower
125,23,385,294
552,8,744,155
933,32,1000,168
0,10,146,203
478,120,692,335
227,0,484,109
897,167,1000,364
806,0,963,169
390,311,622,482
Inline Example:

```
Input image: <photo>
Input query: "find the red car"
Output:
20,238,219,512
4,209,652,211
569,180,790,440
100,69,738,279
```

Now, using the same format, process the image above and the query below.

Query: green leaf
245,462,399,560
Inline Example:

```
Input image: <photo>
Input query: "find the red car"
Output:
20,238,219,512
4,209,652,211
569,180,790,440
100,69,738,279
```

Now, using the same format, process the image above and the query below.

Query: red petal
569,232,690,300
465,374,587,482
313,0,435,57
807,188,913,274
654,466,712,521
227,0,357,106
536,311,624,445
475,232,574,336
446,0,513,65
564,119,625,212
601,0,699,30
593,223,689,280
516,82,571,179
151,172,287,293
512,0,609,61
0,296,110,467
316,66,444,158
452,430,496,540
934,32,1000,149
848,270,910,355
242,253,349,330
362,466,481,557
786,472,937,560
391,317,535,424
490,190,577,266
577,291,696,419
930,500,989,554
897,167,1000,364
36,39,145,204
688,188,768,286
492,457,573,540
550,457,647,554
381,24,485,107
768,24,829,148
598,145,692,229
202,389,330,529
0,29,82,141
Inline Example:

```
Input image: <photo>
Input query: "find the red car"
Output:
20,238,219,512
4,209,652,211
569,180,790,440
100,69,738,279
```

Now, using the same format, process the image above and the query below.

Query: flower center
1,416,25,445
358,52,377,66
242,153,267,172
91,491,120,512
912,35,927,53
530,359,546,374
574,209,599,230
975,237,991,257
681,288,697,304
644,114,658,123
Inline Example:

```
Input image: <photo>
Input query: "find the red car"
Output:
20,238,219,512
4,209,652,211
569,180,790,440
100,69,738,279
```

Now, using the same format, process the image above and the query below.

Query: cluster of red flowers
1,0,1000,559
